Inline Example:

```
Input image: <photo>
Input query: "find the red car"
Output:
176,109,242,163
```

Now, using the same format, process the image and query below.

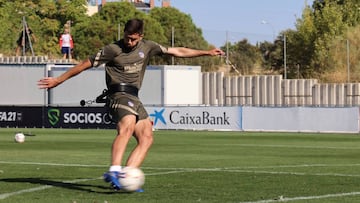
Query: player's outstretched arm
37,59,92,89
167,47,224,58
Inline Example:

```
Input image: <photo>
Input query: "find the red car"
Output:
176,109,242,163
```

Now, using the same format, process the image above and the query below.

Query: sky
154,0,314,47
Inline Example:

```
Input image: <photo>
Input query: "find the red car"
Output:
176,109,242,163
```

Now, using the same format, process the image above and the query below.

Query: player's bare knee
118,125,136,138
137,131,153,148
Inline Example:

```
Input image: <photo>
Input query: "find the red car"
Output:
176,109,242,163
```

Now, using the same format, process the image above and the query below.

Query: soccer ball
14,133,25,143
118,167,145,192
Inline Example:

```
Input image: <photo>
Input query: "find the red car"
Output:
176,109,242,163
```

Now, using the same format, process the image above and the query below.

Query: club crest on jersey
138,51,145,58
128,101,134,107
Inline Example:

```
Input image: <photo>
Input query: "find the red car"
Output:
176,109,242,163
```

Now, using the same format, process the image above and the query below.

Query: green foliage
0,0,358,78
0,1,223,70
223,39,262,75
0,0,88,57
321,25,360,82
149,7,222,69
261,0,360,81
312,1,346,72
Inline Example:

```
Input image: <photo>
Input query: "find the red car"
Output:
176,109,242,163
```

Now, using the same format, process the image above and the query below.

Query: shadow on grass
0,178,124,194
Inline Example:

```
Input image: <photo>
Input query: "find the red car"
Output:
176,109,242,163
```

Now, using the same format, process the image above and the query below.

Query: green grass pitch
1,128,360,203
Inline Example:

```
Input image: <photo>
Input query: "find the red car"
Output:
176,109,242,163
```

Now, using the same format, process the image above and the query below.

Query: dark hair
124,19,144,35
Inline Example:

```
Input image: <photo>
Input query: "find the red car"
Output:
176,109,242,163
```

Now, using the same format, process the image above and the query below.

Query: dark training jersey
89,39,167,89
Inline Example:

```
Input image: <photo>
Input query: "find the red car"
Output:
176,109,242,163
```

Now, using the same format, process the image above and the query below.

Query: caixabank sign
146,106,242,131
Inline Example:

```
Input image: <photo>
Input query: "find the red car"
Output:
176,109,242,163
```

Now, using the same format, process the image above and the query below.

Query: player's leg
104,114,137,190
126,118,154,167
111,114,137,166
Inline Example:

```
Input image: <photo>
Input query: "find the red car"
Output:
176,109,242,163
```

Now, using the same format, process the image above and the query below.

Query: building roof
133,2,151,8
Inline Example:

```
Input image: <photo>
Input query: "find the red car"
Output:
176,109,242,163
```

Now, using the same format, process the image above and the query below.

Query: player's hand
209,48,225,56
37,77,61,89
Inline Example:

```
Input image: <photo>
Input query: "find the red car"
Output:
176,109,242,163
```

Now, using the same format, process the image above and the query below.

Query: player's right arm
37,59,92,89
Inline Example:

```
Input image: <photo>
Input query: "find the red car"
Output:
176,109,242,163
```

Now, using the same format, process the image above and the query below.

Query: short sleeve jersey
89,39,167,89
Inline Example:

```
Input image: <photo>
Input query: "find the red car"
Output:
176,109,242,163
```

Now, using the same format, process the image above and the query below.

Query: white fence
1,57,360,108
202,72,360,107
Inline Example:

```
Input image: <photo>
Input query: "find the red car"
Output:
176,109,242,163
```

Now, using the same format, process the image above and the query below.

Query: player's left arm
166,47,224,58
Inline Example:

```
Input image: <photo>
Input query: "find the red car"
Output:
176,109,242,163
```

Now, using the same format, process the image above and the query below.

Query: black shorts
61,47,71,54
107,93,148,122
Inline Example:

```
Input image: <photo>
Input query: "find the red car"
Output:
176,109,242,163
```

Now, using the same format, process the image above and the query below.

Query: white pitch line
0,170,187,200
208,143,360,150
1,162,360,202
239,191,360,203
143,163,360,170
2,161,360,178
2,161,360,170
146,168,360,178
0,161,106,168
0,177,101,200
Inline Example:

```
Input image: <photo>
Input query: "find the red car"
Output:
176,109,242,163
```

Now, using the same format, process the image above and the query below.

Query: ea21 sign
0,106,115,129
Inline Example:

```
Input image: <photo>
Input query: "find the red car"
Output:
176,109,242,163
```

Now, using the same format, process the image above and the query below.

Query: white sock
109,165,122,172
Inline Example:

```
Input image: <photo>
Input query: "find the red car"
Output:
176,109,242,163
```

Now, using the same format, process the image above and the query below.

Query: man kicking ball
38,19,224,191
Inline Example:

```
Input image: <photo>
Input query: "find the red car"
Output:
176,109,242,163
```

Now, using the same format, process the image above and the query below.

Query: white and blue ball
118,167,145,192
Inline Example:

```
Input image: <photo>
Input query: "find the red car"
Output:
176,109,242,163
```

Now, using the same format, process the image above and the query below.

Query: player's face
124,32,143,48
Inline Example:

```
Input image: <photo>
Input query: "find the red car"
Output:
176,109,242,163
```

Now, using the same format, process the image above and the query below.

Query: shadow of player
0,177,121,194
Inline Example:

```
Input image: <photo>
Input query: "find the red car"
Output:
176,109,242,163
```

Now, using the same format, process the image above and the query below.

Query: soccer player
38,19,224,191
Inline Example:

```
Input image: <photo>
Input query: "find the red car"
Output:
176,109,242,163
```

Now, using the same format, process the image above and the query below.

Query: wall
0,62,201,106
202,72,360,107
140,65,202,105
2,58,360,107
0,65,44,105
0,106,358,133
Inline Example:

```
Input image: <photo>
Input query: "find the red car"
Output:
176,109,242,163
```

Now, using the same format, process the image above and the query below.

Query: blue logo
149,109,166,125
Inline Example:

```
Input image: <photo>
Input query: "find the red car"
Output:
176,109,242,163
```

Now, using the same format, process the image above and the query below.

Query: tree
0,0,88,57
150,7,222,70
73,2,167,60
310,0,360,81
222,39,262,75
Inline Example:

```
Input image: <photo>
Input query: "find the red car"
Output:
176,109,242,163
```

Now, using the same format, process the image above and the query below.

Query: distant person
15,27,36,56
59,28,74,59
38,18,224,192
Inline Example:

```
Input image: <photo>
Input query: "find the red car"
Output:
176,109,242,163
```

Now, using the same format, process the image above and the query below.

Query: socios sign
47,107,113,128
64,112,103,124
48,108,60,126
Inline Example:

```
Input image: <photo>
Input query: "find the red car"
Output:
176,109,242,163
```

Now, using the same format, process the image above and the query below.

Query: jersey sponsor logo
128,101,134,107
123,63,143,73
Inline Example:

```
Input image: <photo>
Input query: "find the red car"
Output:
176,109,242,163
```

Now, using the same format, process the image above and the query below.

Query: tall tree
222,39,262,75
73,2,167,59
149,7,222,70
